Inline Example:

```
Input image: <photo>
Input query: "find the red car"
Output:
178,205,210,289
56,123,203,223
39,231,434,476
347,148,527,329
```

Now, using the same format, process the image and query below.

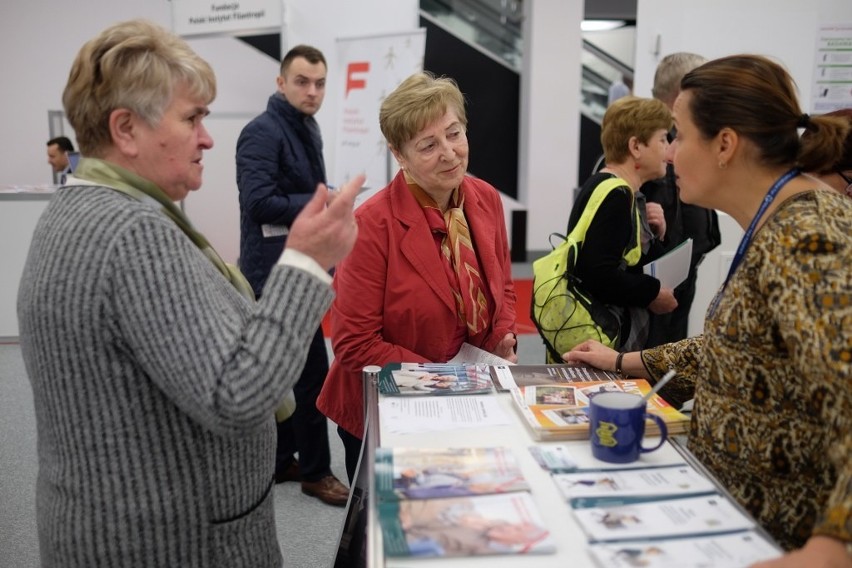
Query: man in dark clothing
642,53,721,347
236,44,349,507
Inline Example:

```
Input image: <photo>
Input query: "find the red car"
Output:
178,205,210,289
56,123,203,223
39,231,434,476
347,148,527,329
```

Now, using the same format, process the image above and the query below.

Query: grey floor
0,264,545,568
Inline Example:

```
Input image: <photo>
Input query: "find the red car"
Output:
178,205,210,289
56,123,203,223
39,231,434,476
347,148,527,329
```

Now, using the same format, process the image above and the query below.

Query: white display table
340,367,777,568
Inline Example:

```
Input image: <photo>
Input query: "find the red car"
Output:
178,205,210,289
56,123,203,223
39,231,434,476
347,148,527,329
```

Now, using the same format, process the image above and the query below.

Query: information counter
339,367,780,568
0,186,56,338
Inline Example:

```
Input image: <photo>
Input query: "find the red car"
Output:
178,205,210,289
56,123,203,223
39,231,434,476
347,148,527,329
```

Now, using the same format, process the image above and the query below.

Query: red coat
317,171,517,437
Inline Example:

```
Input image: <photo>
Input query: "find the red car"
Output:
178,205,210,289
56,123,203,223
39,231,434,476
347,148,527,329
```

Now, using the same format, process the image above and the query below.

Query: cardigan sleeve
106,212,333,435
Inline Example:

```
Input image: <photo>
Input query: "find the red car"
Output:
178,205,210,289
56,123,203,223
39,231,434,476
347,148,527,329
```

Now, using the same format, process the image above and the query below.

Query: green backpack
530,177,640,362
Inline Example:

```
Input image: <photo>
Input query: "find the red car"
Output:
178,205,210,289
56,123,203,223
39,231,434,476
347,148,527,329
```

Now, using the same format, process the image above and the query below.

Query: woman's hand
562,340,618,370
645,201,667,240
492,333,518,364
649,287,677,314
749,536,852,568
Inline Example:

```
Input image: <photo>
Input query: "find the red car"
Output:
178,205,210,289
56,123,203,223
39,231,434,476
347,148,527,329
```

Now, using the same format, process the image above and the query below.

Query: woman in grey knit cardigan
17,19,363,568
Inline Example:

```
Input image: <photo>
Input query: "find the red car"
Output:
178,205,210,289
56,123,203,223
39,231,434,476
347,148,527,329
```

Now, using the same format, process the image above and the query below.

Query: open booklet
586,530,782,568
492,365,689,440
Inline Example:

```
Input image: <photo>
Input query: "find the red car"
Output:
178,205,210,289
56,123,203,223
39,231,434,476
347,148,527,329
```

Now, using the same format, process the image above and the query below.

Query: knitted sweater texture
17,184,332,567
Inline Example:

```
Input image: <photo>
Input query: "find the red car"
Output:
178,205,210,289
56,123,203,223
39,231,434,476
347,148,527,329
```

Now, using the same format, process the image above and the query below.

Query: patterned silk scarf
407,175,490,334
72,158,256,301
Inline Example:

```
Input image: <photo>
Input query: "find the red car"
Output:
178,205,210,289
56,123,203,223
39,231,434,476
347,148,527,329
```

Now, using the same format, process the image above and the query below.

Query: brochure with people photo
378,493,556,558
586,530,782,567
374,447,530,500
378,363,494,396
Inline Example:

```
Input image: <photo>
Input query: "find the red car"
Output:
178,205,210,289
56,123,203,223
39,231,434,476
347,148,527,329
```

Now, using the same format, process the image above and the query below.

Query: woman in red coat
317,72,518,481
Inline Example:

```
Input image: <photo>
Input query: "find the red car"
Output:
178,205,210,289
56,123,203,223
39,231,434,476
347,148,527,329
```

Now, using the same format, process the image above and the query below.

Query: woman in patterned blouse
566,54,851,566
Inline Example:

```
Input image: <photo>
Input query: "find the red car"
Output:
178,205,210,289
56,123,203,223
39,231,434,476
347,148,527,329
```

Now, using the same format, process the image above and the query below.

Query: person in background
317,72,518,482
566,54,851,565
803,107,852,198
46,135,75,177
236,44,349,507
607,73,633,107
642,52,721,347
561,96,678,358
18,19,362,566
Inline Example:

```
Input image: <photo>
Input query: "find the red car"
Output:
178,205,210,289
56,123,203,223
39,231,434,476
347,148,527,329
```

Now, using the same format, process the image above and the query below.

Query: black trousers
276,326,332,483
337,426,364,486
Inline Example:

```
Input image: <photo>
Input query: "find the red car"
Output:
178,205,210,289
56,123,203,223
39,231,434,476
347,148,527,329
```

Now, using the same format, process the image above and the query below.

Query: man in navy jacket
236,44,349,507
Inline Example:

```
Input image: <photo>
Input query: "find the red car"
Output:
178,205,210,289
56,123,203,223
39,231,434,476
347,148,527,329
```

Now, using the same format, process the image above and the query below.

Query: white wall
0,0,418,336
519,0,585,253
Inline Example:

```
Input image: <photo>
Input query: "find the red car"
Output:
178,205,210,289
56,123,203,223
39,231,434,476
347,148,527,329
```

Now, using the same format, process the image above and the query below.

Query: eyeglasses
837,169,852,197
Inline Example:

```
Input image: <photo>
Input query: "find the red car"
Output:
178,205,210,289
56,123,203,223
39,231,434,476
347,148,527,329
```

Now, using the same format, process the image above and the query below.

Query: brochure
572,494,755,543
528,444,580,473
506,374,690,441
555,464,717,507
377,363,494,396
379,493,556,558
643,237,693,288
586,530,782,567
375,447,529,500
490,363,619,391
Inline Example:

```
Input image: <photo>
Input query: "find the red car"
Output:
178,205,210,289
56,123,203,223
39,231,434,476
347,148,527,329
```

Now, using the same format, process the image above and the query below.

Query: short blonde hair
62,19,216,156
379,72,467,151
601,96,672,163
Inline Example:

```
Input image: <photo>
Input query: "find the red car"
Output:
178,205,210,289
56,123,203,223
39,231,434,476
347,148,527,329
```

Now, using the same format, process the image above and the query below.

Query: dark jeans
276,326,332,483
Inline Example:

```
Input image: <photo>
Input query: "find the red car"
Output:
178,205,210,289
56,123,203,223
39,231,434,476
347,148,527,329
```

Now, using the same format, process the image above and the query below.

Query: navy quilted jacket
236,93,326,297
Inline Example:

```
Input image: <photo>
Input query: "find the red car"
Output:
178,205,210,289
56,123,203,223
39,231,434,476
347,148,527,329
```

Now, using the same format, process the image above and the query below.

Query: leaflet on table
643,237,692,289
378,363,494,396
509,378,689,441
528,444,580,473
572,494,755,542
586,530,782,568
375,447,530,501
378,492,556,558
378,395,511,435
490,363,619,391
555,464,716,507
448,342,515,366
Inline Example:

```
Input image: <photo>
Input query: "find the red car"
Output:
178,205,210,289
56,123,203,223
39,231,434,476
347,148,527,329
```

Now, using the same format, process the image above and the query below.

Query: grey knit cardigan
17,184,333,567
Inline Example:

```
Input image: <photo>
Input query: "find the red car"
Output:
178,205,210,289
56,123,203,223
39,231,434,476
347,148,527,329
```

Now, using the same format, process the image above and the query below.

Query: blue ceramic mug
589,391,667,463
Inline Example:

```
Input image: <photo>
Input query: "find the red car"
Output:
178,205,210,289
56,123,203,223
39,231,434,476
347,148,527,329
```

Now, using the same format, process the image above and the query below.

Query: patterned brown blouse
641,189,852,551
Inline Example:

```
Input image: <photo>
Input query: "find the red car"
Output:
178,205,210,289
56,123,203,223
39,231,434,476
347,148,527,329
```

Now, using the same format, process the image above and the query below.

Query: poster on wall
333,29,427,194
811,23,852,113
171,0,282,37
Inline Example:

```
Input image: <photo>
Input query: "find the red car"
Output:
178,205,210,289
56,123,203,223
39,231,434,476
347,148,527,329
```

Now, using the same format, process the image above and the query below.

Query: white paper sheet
378,395,512,434
643,238,693,289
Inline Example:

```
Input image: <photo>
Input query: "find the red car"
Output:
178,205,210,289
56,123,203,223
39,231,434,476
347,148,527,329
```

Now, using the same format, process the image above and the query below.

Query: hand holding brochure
643,238,692,288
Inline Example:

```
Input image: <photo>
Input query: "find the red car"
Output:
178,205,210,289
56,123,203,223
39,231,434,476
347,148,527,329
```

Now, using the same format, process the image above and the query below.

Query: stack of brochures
491,364,690,440
529,447,782,567
374,447,557,558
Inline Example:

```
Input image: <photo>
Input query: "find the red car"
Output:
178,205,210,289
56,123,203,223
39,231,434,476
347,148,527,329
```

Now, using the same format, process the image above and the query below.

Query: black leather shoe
301,475,350,507
275,460,301,484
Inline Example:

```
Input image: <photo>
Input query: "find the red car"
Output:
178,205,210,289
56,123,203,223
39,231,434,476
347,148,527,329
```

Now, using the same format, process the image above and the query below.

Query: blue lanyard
708,167,800,318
